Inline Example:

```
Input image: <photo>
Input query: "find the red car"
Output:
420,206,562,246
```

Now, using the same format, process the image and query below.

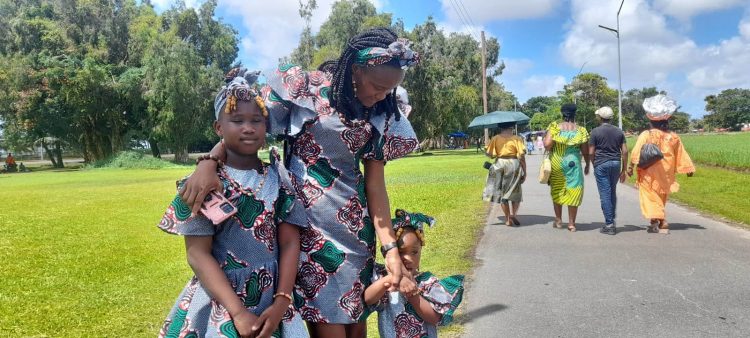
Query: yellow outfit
485,135,526,159
630,129,695,220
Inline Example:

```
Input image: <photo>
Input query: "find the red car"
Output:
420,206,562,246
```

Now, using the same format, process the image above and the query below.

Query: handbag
483,161,492,170
538,153,551,184
638,131,664,169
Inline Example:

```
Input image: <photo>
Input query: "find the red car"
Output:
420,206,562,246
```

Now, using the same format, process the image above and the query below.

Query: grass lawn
626,132,750,225
0,149,488,337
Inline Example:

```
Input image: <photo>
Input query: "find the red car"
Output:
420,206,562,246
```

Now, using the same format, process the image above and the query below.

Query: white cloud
653,0,746,21
221,0,337,69
522,75,567,98
503,58,534,78
560,0,750,116
440,0,559,22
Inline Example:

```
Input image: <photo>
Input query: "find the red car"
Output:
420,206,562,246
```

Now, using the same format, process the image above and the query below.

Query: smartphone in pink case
200,191,237,225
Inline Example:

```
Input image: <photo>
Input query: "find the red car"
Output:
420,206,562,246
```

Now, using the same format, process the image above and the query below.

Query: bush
88,151,182,169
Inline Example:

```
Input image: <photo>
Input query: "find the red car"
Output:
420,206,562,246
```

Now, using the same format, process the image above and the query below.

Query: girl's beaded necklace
220,162,268,197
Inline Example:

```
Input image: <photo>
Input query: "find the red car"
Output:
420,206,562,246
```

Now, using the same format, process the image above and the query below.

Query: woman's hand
384,249,405,292
398,272,418,297
233,310,259,338
584,164,590,176
179,160,223,216
252,300,289,338
619,172,628,183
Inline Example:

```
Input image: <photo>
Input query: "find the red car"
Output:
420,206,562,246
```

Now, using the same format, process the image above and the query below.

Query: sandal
658,221,670,234
553,220,563,229
647,219,659,233
568,225,577,232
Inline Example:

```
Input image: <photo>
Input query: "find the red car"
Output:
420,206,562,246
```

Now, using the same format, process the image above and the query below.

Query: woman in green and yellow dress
544,104,590,232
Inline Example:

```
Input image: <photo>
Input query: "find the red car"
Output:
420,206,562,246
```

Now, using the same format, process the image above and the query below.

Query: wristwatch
380,241,398,258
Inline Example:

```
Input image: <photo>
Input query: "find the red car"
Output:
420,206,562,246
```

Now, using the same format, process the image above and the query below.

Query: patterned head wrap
395,86,412,117
392,209,435,247
354,38,420,69
214,68,267,120
642,94,677,121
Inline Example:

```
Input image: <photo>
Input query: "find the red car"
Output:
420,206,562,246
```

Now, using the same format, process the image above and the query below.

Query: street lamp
598,0,625,130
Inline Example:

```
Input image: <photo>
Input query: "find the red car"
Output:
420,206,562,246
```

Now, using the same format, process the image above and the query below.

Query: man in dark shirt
589,107,628,235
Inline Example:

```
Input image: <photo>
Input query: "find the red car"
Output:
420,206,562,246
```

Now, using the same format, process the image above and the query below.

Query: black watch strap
380,241,398,258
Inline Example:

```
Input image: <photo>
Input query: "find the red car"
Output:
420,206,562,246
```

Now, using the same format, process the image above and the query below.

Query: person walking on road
483,122,527,227
544,104,590,232
628,95,695,234
589,106,628,235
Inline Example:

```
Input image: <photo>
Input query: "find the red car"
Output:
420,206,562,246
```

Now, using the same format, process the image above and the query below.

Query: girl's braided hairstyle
317,27,403,123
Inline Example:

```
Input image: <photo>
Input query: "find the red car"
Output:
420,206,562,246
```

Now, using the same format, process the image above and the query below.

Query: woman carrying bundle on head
627,95,695,234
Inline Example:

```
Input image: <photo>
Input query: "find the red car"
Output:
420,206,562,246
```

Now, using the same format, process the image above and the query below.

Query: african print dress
546,121,589,207
371,264,464,338
157,151,309,338
261,65,419,324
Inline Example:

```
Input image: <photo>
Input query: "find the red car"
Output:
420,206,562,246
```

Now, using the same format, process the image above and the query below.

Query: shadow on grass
453,303,508,325
410,150,486,158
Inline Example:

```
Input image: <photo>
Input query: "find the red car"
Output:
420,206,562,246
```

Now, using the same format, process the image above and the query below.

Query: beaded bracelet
196,154,224,167
273,292,293,303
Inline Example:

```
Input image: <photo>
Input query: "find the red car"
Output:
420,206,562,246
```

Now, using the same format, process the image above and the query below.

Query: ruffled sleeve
157,177,215,236
548,122,589,146
269,147,308,227
416,272,465,326
359,111,419,162
261,65,329,137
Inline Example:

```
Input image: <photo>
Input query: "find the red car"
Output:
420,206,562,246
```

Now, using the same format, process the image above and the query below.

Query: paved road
461,154,750,338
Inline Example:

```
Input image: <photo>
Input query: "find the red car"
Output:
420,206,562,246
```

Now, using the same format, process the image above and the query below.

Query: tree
704,89,750,130
559,73,618,130
621,87,663,132
522,96,558,117
144,34,222,163
290,0,318,70
529,104,562,131
670,112,690,134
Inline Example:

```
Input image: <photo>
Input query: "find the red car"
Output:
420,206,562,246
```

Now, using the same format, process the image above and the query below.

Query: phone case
200,191,238,225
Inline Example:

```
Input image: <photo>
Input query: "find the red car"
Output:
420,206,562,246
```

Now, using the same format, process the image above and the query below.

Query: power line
448,0,479,40
456,0,479,31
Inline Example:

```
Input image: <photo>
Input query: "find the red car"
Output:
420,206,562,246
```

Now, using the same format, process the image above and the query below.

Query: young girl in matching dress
157,69,308,338
364,210,465,338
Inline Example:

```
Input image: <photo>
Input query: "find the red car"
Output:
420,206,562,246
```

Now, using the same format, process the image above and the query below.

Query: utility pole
481,31,488,144
599,0,625,130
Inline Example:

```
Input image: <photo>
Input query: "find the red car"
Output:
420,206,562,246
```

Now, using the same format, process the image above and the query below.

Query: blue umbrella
467,111,530,130
448,132,468,138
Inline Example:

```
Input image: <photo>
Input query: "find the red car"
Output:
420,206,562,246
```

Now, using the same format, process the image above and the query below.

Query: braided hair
318,27,403,122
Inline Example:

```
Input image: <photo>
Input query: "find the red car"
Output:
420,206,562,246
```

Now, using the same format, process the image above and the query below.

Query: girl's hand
252,300,289,338
179,161,223,216
233,310,259,338
399,274,418,297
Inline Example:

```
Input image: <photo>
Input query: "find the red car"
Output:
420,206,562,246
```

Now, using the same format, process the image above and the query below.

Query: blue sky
154,0,750,118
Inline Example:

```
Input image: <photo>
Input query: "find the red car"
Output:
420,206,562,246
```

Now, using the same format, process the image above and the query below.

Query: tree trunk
41,139,60,168
149,138,161,158
53,140,64,168
174,145,189,163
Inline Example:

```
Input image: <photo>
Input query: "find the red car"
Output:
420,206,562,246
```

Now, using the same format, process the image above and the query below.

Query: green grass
627,132,750,170
668,165,750,225
0,150,488,337
626,133,750,225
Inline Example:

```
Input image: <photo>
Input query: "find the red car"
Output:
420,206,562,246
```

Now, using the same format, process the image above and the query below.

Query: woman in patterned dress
179,28,421,337
158,70,308,338
543,104,591,232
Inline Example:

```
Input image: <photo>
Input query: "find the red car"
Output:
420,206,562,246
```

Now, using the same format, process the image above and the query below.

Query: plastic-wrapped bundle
642,94,677,121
